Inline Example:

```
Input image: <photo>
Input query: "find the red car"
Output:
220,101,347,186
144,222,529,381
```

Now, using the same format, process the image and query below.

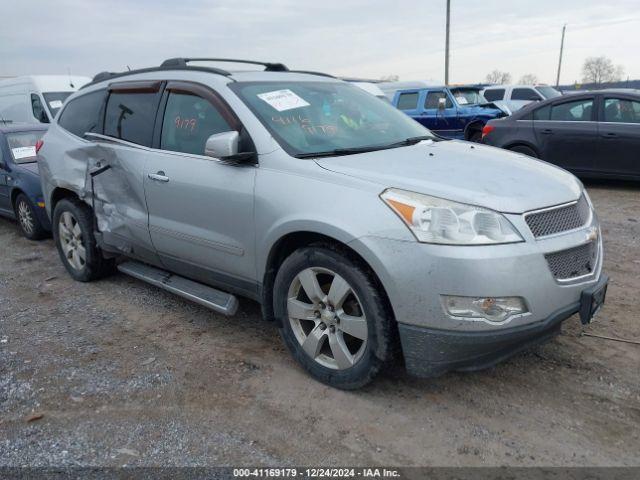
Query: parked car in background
38,58,607,389
482,89,640,180
392,85,507,141
377,80,438,101
0,75,91,124
349,82,391,103
482,84,561,112
0,124,50,239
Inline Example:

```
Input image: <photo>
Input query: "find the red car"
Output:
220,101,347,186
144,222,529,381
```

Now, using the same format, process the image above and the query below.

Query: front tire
14,193,47,240
52,198,114,282
274,246,395,389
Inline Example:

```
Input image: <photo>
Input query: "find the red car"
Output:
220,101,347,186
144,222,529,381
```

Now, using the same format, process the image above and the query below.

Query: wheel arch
504,141,540,157
10,187,25,210
261,230,395,330
49,187,81,213
464,119,485,140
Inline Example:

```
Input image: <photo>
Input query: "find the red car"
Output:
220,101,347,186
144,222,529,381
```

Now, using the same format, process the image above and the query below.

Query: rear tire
468,130,482,143
14,193,47,240
52,198,115,282
509,145,538,158
274,246,395,389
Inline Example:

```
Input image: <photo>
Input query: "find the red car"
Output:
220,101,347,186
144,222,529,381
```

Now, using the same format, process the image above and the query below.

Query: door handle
148,171,169,182
540,128,553,135
601,132,618,139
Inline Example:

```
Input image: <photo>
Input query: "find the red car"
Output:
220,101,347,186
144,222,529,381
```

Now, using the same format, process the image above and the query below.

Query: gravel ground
0,180,639,467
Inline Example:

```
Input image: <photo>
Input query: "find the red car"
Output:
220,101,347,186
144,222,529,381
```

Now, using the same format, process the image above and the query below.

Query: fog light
442,296,528,323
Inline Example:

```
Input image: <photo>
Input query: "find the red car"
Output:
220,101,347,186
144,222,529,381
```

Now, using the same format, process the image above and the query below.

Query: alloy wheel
17,200,34,235
58,211,86,271
287,267,368,370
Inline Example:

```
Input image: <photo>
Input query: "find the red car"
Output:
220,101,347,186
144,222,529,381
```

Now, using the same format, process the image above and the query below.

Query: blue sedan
0,124,51,239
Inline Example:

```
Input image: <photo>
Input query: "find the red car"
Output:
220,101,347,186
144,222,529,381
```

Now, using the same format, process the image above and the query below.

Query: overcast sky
1,0,639,85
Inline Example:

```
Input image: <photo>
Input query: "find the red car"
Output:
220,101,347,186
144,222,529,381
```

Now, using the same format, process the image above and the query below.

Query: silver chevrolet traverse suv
38,58,608,389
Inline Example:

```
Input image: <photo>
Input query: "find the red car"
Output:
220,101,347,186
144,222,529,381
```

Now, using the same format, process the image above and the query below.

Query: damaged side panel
43,136,161,266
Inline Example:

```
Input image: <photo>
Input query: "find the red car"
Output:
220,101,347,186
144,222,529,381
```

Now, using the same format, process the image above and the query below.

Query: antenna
68,67,75,89
126,65,131,71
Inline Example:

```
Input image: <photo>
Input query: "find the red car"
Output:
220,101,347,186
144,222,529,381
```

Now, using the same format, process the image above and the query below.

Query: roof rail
161,58,289,72
84,64,233,89
290,70,336,79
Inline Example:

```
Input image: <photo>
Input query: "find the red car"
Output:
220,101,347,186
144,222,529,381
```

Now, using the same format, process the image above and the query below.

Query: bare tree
380,74,399,82
519,73,539,84
582,56,625,84
485,70,512,84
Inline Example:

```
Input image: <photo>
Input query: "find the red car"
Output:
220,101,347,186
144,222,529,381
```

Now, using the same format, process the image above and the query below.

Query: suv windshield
7,130,45,164
535,86,561,99
231,81,432,157
43,92,72,117
449,88,486,106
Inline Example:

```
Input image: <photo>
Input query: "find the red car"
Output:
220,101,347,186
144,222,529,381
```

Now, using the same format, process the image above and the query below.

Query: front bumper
398,274,608,377
348,205,605,376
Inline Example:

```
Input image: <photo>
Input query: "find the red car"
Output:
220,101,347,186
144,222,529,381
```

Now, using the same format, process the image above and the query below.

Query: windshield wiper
295,135,436,159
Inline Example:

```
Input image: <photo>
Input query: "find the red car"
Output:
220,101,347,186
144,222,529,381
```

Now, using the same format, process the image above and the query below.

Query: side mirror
205,131,239,159
438,97,447,110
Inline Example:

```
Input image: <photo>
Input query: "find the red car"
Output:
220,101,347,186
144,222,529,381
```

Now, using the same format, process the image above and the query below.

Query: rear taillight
481,124,495,139
35,139,44,153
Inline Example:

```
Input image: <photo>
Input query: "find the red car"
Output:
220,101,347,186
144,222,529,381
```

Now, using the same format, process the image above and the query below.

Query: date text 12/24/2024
233,468,402,478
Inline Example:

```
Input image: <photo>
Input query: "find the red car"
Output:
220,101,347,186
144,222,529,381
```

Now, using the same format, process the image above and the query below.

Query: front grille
525,195,590,238
545,241,598,280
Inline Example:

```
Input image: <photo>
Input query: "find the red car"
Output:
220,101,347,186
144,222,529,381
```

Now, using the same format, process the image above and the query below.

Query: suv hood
315,140,581,214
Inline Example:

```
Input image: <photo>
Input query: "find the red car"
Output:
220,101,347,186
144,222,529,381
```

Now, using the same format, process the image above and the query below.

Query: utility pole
555,24,566,87
445,0,451,85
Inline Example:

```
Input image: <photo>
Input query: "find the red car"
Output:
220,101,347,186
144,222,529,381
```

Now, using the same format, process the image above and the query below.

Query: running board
117,261,239,316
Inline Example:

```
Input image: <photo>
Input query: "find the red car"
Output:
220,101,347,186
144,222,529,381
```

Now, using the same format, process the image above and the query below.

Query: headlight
381,188,523,245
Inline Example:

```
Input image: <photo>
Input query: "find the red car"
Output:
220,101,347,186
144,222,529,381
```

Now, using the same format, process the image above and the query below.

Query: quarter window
58,90,106,137
550,99,594,122
425,91,453,109
160,91,231,155
483,89,505,102
603,98,640,124
397,92,419,110
104,91,160,146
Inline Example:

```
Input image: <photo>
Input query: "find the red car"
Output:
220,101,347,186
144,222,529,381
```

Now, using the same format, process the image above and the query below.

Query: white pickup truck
481,84,561,112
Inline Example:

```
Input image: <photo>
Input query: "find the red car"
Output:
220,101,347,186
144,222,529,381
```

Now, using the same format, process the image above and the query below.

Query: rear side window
483,89,505,102
511,88,542,101
104,91,160,146
160,92,231,155
533,104,551,120
58,90,106,137
603,98,640,123
550,99,594,122
31,94,49,123
397,92,419,110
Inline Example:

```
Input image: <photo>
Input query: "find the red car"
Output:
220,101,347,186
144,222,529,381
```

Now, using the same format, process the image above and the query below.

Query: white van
0,75,91,124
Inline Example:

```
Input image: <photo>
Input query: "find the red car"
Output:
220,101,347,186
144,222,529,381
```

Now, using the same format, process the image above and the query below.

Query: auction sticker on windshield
11,146,37,160
257,89,310,112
